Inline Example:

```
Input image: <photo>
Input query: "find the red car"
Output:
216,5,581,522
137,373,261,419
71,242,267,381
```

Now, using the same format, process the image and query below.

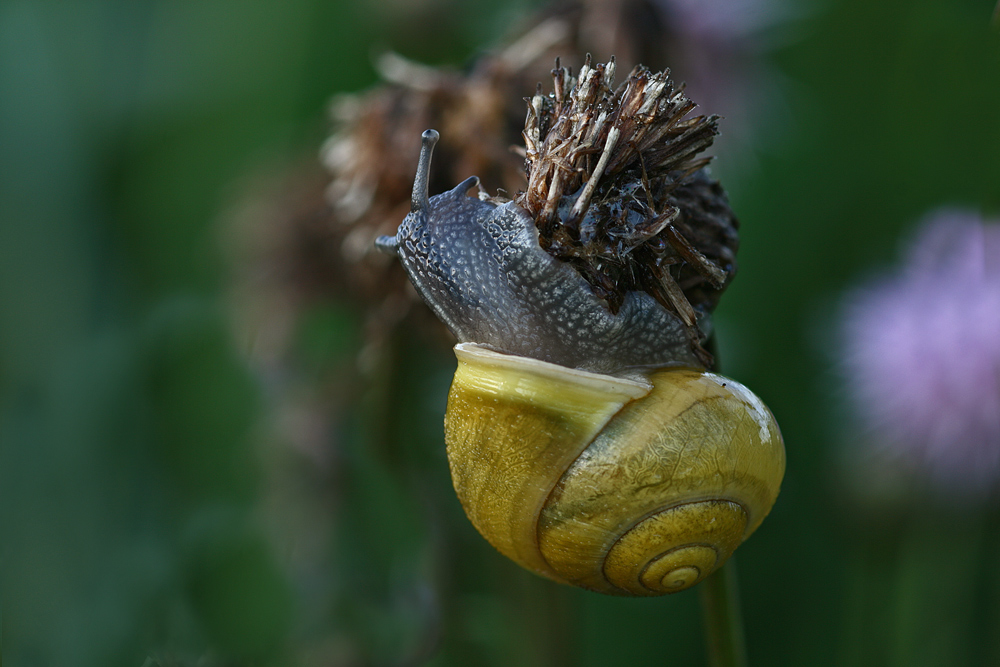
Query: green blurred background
2,0,999,665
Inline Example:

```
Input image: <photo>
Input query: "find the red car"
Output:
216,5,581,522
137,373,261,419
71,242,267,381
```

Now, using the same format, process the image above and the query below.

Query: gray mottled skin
377,130,704,376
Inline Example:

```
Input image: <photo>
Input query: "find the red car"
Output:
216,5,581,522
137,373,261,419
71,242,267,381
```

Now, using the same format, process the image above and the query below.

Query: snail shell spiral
445,343,785,596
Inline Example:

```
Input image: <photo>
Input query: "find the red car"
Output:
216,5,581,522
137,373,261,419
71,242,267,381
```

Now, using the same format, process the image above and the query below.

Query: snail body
378,128,785,596
376,131,702,375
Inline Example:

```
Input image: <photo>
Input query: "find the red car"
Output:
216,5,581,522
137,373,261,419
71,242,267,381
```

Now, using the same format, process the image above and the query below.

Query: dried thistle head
516,56,739,364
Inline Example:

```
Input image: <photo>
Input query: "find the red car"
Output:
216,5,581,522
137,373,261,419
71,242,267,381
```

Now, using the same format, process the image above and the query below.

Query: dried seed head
514,58,739,362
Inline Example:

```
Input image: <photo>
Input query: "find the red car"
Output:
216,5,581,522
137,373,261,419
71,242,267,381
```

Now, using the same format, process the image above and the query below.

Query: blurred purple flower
660,0,789,40
841,210,1000,496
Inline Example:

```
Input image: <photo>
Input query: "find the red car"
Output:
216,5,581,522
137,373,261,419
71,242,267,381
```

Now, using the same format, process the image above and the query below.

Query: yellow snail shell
444,343,785,596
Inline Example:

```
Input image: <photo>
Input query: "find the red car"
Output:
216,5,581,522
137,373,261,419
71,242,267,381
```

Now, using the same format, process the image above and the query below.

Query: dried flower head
841,210,1000,497
516,56,738,364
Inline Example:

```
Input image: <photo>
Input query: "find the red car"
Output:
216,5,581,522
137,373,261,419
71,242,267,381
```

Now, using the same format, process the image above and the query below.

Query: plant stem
699,561,748,667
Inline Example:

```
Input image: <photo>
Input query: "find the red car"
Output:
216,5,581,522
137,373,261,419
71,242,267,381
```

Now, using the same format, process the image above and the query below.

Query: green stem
699,561,748,667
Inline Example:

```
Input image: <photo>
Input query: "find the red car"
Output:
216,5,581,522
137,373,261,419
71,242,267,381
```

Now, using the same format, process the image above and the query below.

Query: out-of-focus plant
231,0,791,371
840,210,1000,499
834,209,1000,667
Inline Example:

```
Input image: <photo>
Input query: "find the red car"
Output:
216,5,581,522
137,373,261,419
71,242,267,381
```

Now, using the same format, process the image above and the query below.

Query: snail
376,128,785,596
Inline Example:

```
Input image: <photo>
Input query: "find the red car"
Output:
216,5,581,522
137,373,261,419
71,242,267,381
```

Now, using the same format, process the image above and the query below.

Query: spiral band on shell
445,343,784,596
